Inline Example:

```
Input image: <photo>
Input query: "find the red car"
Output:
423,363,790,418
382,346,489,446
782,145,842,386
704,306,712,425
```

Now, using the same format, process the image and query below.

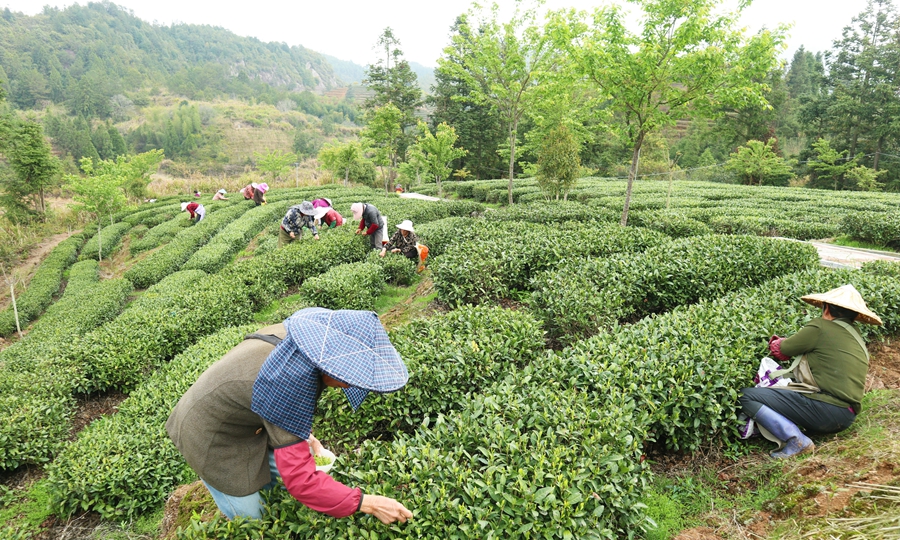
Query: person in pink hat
739,284,882,459
351,202,385,250
241,183,268,206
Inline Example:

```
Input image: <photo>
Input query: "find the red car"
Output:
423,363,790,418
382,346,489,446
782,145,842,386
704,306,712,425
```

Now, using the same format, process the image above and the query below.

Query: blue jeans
201,451,281,520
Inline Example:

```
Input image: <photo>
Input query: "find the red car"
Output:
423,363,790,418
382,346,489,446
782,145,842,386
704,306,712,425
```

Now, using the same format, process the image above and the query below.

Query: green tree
429,16,506,180
536,123,580,200
438,4,558,205
361,104,404,193
65,151,162,257
1,119,60,221
550,0,786,225
807,138,858,190
363,28,423,129
66,159,126,262
410,122,467,197
846,164,886,191
318,141,364,187
725,139,796,186
824,0,900,168
293,129,324,159
255,149,297,183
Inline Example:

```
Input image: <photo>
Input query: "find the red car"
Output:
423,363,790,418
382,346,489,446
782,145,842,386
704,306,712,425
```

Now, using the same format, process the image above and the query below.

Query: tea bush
315,306,546,449
79,222,132,261
129,214,191,255
413,216,474,258
628,211,712,238
63,259,100,291
181,377,650,539
222,227,371,310
183,201,290,273
0,233,84,337
297,262,384,311
122,203,181,227
547,267,900,452
531,235,820,344
46,326,255,520
482,201,614,224
0,273,132,470
73,269,253,392
365,251,417,286
861,260,900,279
432,221,667,306
842,210,900,248
125,204,250,289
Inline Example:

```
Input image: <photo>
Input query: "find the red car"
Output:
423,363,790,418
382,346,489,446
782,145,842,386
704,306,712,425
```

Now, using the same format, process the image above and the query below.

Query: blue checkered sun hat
251,308,408,439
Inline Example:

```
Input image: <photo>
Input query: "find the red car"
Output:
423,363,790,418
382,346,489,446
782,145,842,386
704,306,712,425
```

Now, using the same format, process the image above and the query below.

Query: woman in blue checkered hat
166,308,413,524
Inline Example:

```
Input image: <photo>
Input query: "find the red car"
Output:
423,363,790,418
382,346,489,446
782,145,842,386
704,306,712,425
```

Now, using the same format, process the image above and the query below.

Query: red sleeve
274,441,362,518
365,223,379,235
357,219,365,232
186,202,198,218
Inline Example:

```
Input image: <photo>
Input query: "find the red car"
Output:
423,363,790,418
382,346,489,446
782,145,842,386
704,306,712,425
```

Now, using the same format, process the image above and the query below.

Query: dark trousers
740,387,856,434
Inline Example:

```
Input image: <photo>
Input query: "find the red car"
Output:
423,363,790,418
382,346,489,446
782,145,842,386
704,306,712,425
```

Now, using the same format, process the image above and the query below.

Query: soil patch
68,391,128,440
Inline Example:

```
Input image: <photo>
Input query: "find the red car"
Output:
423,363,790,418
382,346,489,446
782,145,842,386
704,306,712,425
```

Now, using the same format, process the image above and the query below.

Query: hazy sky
1,0,873,67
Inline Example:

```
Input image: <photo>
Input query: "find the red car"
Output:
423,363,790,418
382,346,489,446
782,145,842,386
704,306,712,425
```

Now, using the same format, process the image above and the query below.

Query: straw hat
801,284,882,326
180,202,189,211
396,220,415,233
218,189,227,194
257,183,269,194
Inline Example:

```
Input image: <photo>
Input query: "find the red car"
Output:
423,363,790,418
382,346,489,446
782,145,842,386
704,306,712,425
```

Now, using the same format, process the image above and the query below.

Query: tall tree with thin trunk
361,104,404,193
549,0,785,225
1,118,60,222
438,3,558,205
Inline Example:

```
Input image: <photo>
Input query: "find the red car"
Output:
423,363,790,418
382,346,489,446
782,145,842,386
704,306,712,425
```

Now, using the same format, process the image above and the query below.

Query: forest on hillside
0,0,899,232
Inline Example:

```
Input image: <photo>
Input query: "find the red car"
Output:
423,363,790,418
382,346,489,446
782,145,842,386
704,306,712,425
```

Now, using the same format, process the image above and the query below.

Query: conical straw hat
801,284,882,326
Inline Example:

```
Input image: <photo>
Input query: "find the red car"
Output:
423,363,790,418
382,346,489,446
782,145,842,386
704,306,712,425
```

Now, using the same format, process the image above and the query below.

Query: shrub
365,251,417,286
862,260,900,279
482,201,614,224
79,221,132,261
183,378,650,539
129,214,191,255
531,235,820,344
0,233,84,337
432,221,667,306
629,211,712,238
123,203,181,227
183,201,290,274
72,269,253,392
46,326,255,520
222,227,372,310
0,274,132,470
413,217,475,258
842,211,900,248
545,267,900,452
124,204,249,289
315,306,546,449
297,262,384,311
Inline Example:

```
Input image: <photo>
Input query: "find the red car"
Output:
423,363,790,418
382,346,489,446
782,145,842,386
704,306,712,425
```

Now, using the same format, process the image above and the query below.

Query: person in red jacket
181,201,206,223
166,308,413,523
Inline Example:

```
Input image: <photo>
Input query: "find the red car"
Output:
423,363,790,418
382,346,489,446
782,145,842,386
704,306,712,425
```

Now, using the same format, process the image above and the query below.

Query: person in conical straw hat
166,308,413,524
739,284,882,459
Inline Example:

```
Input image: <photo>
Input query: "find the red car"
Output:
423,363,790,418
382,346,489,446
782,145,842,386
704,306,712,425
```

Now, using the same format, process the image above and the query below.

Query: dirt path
0,231,77,311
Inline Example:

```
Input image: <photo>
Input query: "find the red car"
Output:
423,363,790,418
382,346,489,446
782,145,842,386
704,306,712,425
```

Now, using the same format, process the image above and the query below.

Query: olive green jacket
165,324,301,496
779,317,868,413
